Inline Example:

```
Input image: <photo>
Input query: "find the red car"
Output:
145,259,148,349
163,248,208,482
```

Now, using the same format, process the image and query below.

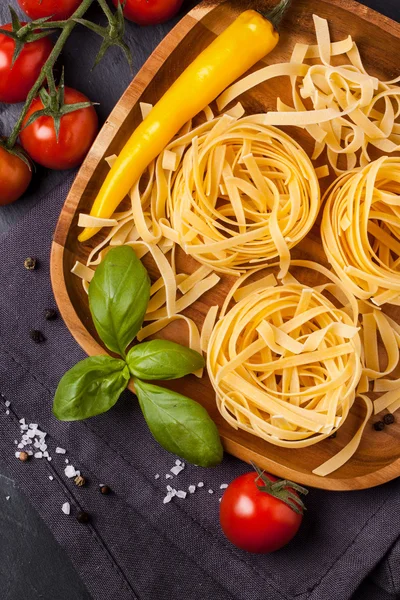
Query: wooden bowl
51,0,400,490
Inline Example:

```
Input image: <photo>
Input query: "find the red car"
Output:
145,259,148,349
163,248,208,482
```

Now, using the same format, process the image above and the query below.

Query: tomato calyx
0,137,32,170
22,69,96,141
252,463,308,515
0,7,56,66
74,0,132,70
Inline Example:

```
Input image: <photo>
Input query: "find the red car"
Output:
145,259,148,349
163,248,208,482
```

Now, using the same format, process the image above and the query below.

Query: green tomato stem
6,0,95,149
96,0,116,22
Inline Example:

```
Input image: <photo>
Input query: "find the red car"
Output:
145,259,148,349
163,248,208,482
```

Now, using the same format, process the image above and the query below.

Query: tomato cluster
1,0,184,205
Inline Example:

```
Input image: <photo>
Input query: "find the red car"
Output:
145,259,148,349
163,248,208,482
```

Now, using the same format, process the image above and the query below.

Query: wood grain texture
51,0,400,490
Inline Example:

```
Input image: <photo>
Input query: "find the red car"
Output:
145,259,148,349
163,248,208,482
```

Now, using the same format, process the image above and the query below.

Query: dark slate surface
0,1,399,599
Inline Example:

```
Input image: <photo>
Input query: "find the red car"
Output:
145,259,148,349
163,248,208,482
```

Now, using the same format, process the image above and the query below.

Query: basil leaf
127,340,205,380
88,246,151,357
134,379,223,467
53,355,130,421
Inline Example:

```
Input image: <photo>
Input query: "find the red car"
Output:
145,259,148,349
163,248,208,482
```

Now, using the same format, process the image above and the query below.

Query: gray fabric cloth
1,1,400,599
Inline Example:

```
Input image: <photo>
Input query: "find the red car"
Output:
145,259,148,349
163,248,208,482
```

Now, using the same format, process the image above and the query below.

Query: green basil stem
6,0,94,149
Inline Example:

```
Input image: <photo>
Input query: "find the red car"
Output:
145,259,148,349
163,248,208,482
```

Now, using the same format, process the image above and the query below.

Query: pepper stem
265,0,292,30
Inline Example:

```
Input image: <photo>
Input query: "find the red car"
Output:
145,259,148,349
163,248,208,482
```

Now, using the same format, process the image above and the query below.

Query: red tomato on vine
20,86,98,170
17,0,82,21
0,23,53,104
112,0,184,26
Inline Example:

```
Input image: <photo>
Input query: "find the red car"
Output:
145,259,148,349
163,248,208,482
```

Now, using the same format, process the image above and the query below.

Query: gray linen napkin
1,1,400,599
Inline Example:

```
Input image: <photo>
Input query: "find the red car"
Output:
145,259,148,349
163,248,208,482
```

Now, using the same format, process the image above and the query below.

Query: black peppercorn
329,432,337,439
383,413,395,425
24,257,37,271
44,308,57,321
373,421,385,431
30,330,45,343
76,511,90,524
100,485,111,495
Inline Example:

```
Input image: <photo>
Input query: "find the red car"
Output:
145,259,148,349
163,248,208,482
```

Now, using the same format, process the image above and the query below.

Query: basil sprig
53,246,223,468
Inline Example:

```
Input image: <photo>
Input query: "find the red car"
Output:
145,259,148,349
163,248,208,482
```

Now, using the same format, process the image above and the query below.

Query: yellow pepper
79,2,290,242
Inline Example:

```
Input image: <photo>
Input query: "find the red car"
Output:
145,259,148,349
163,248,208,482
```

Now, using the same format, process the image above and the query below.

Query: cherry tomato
219,472,304,553
17,0,82,21
0,24,53,104
112,0,184,26
20,87,98,170
0,144,32,205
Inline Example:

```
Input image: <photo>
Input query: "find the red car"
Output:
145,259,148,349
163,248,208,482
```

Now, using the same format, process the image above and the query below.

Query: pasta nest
167,115,320,276
322,156,400,306
207,282,362,448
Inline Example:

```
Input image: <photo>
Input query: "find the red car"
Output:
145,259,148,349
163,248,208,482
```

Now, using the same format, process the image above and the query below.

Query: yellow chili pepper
79,1,291,242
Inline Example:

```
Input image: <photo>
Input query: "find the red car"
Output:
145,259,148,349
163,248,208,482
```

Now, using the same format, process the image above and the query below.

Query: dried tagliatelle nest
166,114,320,276
322,156,400,306
207,261,376,477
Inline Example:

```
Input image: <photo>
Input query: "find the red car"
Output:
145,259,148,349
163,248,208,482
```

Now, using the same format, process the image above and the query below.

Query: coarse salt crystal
33,440,41,448
34,452,43,459
65,459,69,464
219,498,222,502
5,496,10,501
163,494,172,504
5,410,9,415
55,447,66,454
170,465,183,476
15,452,20,458
165,474,173,479
49,476,54,481
47,456,52,461
4,400,10,407
27,429,35,439
17,443,24,449
188,485,196,494
166,485,173,492
40,445,47,452
19,418,26,425
197,482,204,488
176,490,187,499
64,465,76,478
29,423,38,429
61,502,71,515
220,484,228,489
14,440,17,445
27,451,33,456
43,451,49,458
208,489,214,494
20,425,28,431
175,459,181,466
154,474,160,480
